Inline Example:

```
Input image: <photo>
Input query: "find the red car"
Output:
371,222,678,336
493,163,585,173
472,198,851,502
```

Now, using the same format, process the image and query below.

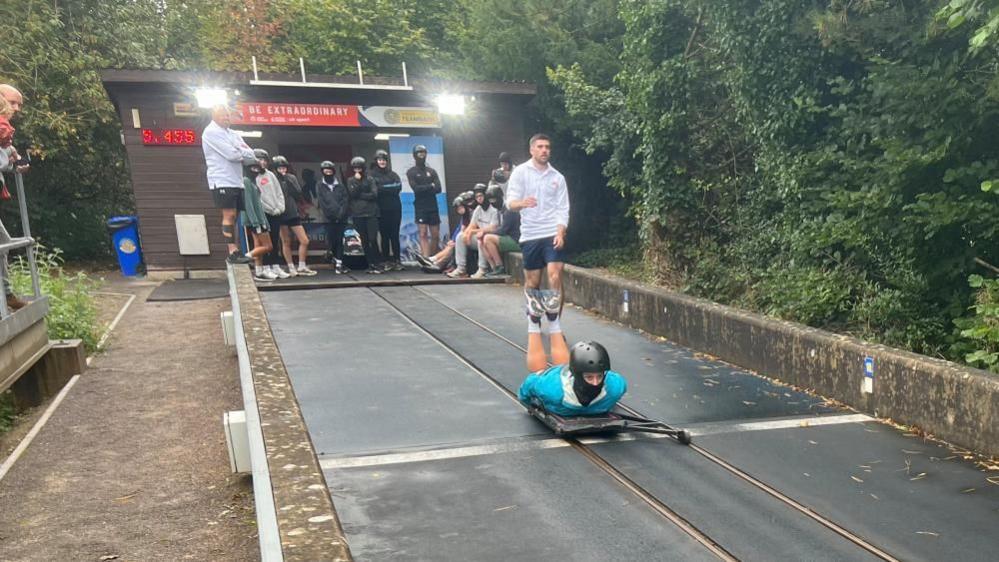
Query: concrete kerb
228,265,353,562
503,253,999,458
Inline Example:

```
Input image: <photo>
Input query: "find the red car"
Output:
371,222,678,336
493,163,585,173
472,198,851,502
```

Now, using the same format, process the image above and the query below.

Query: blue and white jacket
518,364,627,416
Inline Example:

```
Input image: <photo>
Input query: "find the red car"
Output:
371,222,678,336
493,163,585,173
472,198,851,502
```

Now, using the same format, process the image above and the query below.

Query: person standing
317,160,351,274
240,159,276,281
371,149,404,270
272,156,317,277
0,84,28,310
406,144,443,258
491,152,513,190
506,133,569,326
347,156,384,274
201,104,256,264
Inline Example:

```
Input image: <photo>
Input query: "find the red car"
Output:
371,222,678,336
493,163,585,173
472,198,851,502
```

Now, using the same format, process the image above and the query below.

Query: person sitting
415,192,471,272
518,335,627,417
479,184,517,277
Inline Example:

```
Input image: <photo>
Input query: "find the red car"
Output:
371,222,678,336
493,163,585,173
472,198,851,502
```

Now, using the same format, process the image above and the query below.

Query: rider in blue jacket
518,337,627,417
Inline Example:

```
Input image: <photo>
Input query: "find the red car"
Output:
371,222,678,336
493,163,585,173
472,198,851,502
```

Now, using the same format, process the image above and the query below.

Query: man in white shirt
202,105,256,264
505,133,569,330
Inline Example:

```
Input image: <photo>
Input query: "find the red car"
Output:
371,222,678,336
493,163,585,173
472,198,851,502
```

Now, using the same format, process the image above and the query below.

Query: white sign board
174,214,210,255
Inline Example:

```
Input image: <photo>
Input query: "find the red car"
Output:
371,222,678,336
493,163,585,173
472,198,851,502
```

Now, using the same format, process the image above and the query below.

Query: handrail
0,172,41,319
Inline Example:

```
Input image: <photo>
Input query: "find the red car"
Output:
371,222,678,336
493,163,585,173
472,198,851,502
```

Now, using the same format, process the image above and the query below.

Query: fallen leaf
494,505,517,512
910,472,927,481
961,488,976,493
869,493,879,500
901,449,923,455
851,476,864,483
915,531,939,537
803,473,810,477
742,401,756,406
808,440,818,445
100,556,119,561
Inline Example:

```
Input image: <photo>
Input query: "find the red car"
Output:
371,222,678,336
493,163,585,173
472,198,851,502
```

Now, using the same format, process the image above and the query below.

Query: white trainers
286,266,299,277
446,268,468,279
271,266,291,279
297,266,318,276
470,269,488,279
255,269,277,281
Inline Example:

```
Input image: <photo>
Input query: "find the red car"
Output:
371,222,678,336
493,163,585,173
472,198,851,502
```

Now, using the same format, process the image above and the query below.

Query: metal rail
368,287,738,561
227,265,284,562
410,285,902,562
0,172,43,318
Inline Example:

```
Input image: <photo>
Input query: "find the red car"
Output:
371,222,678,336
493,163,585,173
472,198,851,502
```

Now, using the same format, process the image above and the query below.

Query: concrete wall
505,253,999,457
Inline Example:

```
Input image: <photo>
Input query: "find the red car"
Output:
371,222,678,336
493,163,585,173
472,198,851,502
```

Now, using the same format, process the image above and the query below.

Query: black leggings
325,221,346,262
266,215,284,266
353,216,382,267
379,207,402,261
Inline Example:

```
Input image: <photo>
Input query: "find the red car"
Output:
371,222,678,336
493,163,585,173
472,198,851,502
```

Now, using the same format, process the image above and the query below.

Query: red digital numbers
141,128,198,146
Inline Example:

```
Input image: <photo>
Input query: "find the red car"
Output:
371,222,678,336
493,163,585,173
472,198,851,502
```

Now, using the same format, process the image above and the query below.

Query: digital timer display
141,128,199,146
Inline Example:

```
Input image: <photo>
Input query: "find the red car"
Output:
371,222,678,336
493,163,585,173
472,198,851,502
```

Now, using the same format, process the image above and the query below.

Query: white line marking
319,413,875,469
91,292,136,361
688,413,873,437
0,374,80,483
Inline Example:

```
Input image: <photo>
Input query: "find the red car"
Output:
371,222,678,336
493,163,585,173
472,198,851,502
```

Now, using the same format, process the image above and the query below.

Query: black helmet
320,160,335,170
412,144,428,157
486,184,504,205
492,168,509,184
452,195,466,208
350,156,366,169
569,341,610,378
272,155,289,167
473,183,487,194
374,149,389,161
253,148,270,160
498,152,512,164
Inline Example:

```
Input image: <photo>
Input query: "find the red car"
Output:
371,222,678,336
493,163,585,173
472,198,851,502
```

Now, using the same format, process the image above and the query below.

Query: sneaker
485,266,507,277
382,262,394,272
271,266,291,279
335,263,347,275
254,270,276,281
286,267,299,277
366,266,383,275
414,254,435,268
525,289,546,319
470,269,488,279
297,266,318,276
447,268,468,279
227,251,252,265
392,261,405,271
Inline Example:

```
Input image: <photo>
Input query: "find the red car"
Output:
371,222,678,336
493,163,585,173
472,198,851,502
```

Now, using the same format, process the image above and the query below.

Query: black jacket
371,167,403,212
497,209,521,241
347,174,380,218
406,164,442,214
276,172,302,220
317,177,349,223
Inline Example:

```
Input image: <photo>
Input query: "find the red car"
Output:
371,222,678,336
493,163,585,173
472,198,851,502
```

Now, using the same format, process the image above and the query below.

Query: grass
570,245,648,282
0,391,15,434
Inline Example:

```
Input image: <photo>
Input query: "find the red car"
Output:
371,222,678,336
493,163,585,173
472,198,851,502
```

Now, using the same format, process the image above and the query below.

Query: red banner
233,102,361,127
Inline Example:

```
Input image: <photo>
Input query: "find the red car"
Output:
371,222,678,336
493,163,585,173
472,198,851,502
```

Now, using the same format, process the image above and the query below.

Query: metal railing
0,172,42,318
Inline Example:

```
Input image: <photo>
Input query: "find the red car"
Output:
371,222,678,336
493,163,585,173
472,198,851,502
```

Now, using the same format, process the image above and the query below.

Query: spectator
371,149,405,270
0,84,30,310
272,156,317,277
240,159,276,281
415,192,472,272
506,133,569,328
316,160,351,274
251,149,288,278
491,151,513,189
480,184,517,277
447,185,493,279
406,144,443,258
201,104,256,264
469,184,503,279
346,156,384,274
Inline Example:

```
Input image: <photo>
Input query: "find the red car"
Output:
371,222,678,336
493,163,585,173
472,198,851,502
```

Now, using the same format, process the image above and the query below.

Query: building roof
99,69,536,96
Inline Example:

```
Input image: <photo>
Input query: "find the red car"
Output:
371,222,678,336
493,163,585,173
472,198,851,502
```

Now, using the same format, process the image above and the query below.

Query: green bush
953,274,999,370
9,247,100,352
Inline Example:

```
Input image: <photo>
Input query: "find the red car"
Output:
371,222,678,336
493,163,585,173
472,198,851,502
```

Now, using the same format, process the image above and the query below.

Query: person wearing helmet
251,149,290,278
480,184,516,277
272,156,317,277
406,144,443,258
518,340,627,416
371,149,404,270
201,104,257,264
316,160,351,274
240,157,276,281
347,156,384,274
450,183,500,279
491,152,513,189
414,193,468,272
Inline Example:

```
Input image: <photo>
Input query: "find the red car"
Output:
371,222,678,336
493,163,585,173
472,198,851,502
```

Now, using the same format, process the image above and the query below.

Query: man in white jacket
202,105,256,264
505,133,569,331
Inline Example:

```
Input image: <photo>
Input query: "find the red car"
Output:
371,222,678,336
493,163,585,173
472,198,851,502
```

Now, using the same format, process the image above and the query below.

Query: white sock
528,316,541,333
547,317,562,334
298,261,307,270
255,266,263,275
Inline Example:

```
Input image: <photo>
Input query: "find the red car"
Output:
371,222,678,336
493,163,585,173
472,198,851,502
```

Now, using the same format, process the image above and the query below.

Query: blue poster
391,136,450,264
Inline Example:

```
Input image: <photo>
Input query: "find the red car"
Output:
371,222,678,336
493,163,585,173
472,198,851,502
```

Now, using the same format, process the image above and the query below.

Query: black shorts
521,236,566,270
250,224,269,235
212,187,244,210
283,215,302,227
415,209,440,226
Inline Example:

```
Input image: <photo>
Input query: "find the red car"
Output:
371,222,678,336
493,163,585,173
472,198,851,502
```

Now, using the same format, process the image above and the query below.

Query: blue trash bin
107,215,144,276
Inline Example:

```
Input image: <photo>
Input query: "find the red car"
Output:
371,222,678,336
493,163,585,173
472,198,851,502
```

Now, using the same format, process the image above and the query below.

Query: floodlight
436,94,466,115
195,88,228,109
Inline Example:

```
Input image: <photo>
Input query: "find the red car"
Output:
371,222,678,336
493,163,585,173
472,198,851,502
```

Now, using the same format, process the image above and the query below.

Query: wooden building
100,69,535,271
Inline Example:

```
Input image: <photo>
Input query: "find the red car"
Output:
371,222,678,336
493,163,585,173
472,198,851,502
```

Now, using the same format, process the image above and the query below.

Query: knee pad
221,224,235,239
